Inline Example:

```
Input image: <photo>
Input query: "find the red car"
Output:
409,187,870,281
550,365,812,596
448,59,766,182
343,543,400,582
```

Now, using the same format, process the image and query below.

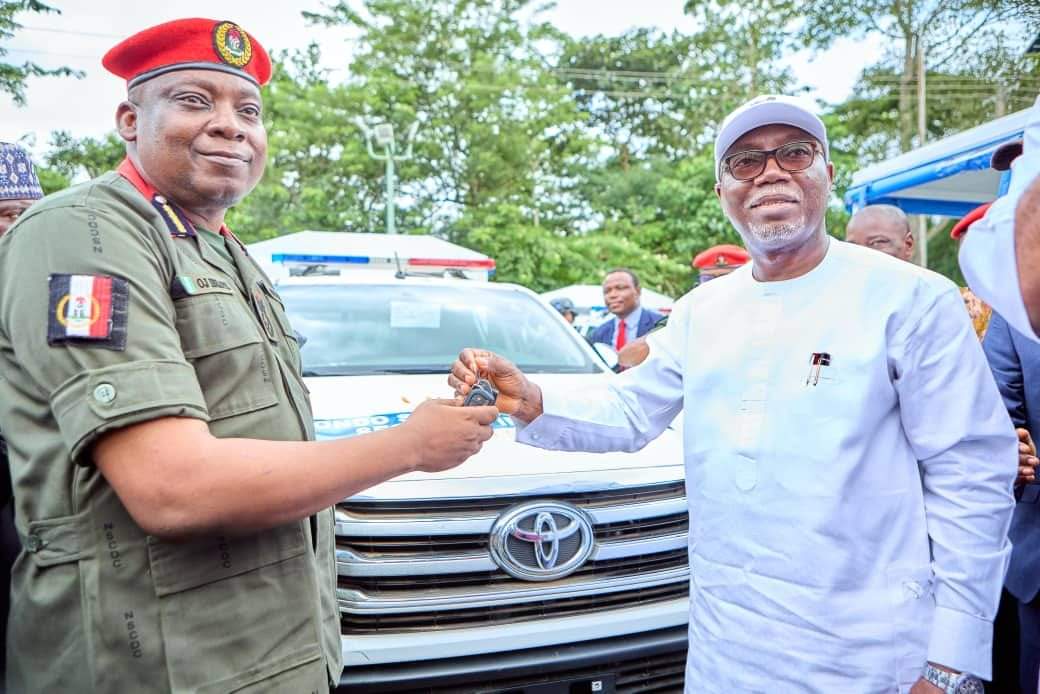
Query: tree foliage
36,0,1040,292
1,1,81,106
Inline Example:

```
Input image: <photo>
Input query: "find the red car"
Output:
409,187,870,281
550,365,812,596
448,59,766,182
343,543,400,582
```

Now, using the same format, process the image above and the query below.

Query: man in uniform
845,204,915,262
549,296,577,324
451,95,1014,692
0,19,498,693
692,243,749,285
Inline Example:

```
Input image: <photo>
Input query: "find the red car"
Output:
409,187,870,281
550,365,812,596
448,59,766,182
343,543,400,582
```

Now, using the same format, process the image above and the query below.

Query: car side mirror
592,342,619,370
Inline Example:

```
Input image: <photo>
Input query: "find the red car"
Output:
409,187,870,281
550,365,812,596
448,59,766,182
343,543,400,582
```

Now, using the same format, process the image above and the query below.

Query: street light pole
356,119,420,235
385,153,396,236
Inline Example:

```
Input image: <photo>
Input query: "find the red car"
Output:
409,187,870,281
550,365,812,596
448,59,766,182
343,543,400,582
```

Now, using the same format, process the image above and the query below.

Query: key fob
463,378,498,407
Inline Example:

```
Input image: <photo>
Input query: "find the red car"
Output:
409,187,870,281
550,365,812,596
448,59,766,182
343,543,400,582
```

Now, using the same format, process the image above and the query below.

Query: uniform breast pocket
258,281,306,379
173,293,279,420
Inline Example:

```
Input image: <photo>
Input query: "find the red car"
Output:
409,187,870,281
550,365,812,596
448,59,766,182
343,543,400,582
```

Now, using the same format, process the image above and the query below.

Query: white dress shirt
960,95,1040,341
518,239,1014,692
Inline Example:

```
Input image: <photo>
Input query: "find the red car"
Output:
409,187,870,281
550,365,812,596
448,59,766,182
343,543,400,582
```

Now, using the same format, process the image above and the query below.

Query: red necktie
615,319,627,350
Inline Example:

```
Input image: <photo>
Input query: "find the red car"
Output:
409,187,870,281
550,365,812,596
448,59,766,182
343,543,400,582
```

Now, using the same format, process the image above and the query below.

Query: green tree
306,0,592,240
227,46,388,242
802,0,1040,152
683,0,799,99
44,131,124,180
558,29,701,164
1,1,81,105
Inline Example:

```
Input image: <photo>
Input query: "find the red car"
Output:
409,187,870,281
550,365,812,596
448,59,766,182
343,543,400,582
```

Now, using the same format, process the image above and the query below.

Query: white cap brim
714,95,829,180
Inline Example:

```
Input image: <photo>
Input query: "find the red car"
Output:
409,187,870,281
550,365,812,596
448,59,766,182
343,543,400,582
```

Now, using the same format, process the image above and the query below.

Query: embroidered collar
116,158,240,248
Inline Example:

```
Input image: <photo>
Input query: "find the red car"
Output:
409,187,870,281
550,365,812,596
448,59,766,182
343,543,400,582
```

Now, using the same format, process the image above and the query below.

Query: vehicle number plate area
487,673,617,694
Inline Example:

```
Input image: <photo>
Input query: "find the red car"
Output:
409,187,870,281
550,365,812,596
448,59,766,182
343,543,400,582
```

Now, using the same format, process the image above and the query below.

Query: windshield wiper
300,367,445,377
367,368,446,375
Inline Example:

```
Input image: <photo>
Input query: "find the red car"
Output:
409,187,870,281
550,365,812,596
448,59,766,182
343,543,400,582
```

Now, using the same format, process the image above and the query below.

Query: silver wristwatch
922,664,984,694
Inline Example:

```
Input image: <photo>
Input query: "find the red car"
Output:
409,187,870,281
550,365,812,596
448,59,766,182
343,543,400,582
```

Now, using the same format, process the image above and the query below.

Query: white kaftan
518,239,1015,693
960,95,1040,342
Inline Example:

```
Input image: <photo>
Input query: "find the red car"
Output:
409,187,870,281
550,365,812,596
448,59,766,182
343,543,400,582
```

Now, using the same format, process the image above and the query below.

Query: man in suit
589,268,664,351
983,310,1040,693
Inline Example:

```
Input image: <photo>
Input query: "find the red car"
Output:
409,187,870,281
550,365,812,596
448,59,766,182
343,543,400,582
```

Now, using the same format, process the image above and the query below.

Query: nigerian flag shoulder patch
47,273,129,350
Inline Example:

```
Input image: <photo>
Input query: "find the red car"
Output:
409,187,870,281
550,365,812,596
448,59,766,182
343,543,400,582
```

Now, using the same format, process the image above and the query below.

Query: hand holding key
449,349,543,423
400,398,498,473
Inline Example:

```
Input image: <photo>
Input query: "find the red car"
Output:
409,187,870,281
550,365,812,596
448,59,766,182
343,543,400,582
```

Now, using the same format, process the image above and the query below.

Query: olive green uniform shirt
0,171,342,692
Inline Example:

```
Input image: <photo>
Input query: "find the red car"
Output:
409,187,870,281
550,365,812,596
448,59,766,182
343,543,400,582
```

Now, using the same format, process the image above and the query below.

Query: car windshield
278,283,601,376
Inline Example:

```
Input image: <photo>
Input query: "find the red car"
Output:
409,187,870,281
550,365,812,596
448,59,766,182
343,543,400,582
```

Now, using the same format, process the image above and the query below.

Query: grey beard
745,220,805,248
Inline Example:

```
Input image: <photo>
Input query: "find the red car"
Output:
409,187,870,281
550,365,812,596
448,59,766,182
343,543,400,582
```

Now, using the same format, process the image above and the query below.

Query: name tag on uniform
170,275,235,299
47,273,129,350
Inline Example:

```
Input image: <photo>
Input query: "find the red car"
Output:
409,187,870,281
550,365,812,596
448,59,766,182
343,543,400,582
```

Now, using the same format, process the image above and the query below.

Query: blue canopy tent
844,107,1029,218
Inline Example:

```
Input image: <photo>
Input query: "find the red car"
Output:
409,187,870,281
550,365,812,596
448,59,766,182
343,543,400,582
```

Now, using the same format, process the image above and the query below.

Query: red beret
950,203,992,240
103,18,272,89
693,244,750,269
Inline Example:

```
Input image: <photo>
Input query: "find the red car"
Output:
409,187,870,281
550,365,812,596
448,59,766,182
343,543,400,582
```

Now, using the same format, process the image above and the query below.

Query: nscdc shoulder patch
212,21,252,68
47,274,129,350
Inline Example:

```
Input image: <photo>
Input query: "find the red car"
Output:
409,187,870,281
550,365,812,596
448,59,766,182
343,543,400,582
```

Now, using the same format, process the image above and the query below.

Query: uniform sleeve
891,283,1016,679
0,200,209,464
516,299,686,453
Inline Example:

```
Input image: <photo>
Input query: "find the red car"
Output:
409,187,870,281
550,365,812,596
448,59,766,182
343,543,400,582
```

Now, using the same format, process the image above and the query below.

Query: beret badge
213,21,252,68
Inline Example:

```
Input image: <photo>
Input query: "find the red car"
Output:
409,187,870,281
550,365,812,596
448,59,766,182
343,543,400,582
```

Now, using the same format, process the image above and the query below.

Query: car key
463,378,498,407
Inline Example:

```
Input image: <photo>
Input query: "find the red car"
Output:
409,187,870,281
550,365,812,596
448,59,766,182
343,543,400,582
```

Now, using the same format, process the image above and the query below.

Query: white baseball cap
714,94,829,180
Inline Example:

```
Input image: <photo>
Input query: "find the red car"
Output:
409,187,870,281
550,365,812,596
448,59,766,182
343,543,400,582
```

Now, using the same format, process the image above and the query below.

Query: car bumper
336,624,688,693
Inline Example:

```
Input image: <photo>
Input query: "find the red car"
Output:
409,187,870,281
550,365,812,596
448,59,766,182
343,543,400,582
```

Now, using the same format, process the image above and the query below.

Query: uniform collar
116,157,240,245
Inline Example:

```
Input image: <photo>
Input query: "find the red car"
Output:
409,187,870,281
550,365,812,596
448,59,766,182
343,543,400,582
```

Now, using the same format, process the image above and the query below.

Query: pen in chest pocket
806,352,831,386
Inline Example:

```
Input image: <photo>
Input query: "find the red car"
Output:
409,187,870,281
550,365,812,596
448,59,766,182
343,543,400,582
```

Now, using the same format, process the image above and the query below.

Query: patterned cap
103,18,271,88
0,142,44,202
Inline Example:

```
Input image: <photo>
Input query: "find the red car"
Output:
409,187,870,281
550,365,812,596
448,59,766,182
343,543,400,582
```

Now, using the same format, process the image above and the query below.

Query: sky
1,1,882,158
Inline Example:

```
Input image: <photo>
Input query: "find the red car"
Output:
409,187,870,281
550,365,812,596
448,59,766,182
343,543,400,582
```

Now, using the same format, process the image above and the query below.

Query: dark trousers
990,588,1023,693
1019,594,1040,694
0,501,16,694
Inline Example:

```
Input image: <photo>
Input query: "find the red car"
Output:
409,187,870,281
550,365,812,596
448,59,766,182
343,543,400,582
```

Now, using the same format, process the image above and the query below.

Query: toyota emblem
489,501,595,581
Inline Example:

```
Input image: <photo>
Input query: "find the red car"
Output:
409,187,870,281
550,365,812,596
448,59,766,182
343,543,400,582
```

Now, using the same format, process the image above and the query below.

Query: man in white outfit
451,95,1016,693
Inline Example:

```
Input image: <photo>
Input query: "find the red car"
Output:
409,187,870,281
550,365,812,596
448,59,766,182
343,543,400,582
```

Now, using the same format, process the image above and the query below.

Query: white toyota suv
276,273,689,694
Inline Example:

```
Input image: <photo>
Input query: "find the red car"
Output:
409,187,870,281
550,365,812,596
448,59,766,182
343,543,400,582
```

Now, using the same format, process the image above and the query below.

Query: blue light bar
271,253,370,265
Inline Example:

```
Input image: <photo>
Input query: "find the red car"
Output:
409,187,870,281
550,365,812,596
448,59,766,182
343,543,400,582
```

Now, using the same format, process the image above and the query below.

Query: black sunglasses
721,141,822,181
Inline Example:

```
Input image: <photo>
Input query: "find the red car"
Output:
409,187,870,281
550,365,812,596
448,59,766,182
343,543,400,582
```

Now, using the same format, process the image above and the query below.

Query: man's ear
115,101,139,143
714,182,722,200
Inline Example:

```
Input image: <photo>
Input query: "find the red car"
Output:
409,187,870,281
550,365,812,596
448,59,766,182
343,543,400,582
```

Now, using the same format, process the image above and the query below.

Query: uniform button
154,195,167,205
93,383,117,404
24,534,43,552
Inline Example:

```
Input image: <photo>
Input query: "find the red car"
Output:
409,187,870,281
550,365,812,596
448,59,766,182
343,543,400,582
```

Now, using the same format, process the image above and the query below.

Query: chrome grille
339,512,688,555
341,582,689,634
335,481,689,632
